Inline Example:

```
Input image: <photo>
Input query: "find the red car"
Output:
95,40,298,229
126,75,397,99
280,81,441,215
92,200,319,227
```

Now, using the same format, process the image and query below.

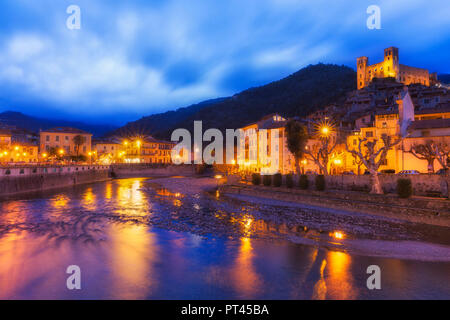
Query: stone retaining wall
221,184,450,227
111,164,196,177
0,165,110,197
243,173,450,197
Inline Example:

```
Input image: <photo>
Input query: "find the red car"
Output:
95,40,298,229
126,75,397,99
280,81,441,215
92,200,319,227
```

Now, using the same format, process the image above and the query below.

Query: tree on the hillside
405,140,437,173
73,135,86,156
346,134,402,194
285,120,308,174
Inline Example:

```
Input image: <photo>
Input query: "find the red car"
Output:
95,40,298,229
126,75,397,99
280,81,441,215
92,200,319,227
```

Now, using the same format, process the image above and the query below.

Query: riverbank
220,183,450,227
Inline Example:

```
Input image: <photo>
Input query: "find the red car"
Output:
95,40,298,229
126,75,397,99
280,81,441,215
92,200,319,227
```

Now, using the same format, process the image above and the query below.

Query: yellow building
122,136,174,164
94,141,125,163
40,127,92,157
357,47,437,90
0,129,39,163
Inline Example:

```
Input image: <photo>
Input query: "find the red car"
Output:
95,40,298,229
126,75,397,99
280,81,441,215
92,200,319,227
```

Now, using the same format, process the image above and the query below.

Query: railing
0,165,111,177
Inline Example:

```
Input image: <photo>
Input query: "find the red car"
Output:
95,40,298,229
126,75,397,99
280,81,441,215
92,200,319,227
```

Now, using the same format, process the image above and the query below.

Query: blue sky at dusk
0,0,449,125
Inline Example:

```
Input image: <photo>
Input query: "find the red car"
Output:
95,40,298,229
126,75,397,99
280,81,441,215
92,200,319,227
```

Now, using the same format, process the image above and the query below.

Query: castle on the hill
357,47,437,90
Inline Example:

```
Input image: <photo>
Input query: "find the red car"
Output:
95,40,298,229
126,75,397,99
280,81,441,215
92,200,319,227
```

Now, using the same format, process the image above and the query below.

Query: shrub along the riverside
299,174,309,189
397,178,412,198
263,174,272,186
273,173,282,187
315,174,326,191
251,173,261,185
285,174,294,188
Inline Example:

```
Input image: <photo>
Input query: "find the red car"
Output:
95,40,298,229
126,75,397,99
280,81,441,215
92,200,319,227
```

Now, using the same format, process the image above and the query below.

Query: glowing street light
59,149,65,155
321,126,330,136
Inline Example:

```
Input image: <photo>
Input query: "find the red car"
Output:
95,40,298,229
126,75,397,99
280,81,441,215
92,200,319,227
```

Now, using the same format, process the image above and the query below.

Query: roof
0,129,12,136
408,118,450,130
415,106,450,115
40,127,92,135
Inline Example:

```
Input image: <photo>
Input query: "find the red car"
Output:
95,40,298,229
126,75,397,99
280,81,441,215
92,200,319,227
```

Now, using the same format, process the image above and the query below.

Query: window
380,159,387,166
365,131,373,137
382,122,387,128
46,135,50,142
56,136,59,142
65,136,69,141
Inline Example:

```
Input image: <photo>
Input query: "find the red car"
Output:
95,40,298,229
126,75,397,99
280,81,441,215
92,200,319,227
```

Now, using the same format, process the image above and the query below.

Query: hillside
0,111,117,137
110,63,356,140
438,74,450,84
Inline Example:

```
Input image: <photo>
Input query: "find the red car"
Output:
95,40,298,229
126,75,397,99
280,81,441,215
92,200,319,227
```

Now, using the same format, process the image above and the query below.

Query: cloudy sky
0,0,449,124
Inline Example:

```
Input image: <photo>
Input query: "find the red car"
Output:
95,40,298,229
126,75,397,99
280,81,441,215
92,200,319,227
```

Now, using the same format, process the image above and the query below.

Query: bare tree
304,136,338,175
434,142,449,171
346,134,402,194
405,140,437,173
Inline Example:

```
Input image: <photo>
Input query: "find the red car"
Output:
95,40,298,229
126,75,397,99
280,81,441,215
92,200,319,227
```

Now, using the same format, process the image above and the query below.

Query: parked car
398,170,420,175
381,169,395,174
436,168,449,175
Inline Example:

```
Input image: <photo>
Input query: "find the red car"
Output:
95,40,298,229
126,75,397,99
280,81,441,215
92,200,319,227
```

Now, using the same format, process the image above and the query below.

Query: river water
0,177,449,299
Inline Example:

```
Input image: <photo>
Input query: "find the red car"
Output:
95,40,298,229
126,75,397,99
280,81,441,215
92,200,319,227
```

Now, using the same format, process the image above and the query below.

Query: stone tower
383,47,399,80
356,56,368,90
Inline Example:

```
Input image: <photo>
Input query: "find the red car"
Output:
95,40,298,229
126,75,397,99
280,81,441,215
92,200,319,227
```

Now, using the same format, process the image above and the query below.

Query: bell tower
357,56,368,90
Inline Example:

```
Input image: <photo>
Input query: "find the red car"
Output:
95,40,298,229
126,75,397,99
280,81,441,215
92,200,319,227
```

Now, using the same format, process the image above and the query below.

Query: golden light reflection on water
50,194,70,209
325,250,357,300
230,237,262,297
107,224,157,299
82,187,97,211
107,179,157,299
116,179,149,215
311,259,327,300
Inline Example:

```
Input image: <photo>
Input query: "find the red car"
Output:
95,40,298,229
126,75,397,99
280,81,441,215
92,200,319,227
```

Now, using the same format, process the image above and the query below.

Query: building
357,47,437,90
239,114,297,174
94,140,125,163
122,136,175,164
0,129,39,163
345,88,450,173
40,127,92,157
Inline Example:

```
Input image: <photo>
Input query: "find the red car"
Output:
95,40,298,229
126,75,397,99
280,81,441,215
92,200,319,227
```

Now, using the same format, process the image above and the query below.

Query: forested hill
110,63,356,139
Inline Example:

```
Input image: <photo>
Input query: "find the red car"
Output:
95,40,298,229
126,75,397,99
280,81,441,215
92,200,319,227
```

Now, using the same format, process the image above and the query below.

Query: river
0,177,449,299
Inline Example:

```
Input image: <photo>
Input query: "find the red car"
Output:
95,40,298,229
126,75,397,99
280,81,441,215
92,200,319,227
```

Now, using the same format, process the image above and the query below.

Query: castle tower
357,56,368,90
383,47,399,80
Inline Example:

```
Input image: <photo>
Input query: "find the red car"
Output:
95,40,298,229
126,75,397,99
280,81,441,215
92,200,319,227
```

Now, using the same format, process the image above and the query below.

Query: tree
304,123,338,175
434,141,449,170
346,134,401,194
73,135,86,156
405,140,437,173
285,120,308,174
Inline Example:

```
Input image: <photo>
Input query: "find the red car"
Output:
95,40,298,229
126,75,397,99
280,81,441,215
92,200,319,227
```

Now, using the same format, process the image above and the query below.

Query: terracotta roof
0,129,12,136
40,127,92,135
408,118,450,130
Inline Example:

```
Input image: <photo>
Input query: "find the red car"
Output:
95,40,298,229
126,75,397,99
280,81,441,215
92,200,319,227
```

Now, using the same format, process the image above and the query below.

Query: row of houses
0,126,175,165
238,88,450,175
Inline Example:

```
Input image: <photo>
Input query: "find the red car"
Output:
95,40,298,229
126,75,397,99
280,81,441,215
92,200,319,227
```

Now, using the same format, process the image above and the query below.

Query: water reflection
0,178,448,299
230,237,262,297
325,251,357,300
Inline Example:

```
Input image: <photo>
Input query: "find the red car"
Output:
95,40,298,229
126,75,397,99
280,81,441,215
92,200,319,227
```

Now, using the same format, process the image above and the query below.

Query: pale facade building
40,127,92,156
